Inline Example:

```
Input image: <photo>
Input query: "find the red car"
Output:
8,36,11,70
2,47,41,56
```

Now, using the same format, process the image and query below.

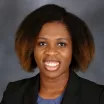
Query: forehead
38,22,71,39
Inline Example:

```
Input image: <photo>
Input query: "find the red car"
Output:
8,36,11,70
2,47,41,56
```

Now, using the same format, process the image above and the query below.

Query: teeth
44,62,59,66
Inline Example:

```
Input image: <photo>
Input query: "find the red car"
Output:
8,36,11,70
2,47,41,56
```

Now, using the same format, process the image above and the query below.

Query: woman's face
34,22,72,78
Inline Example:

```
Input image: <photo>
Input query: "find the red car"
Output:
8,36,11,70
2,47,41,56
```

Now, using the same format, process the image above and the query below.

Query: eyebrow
37,37,69,40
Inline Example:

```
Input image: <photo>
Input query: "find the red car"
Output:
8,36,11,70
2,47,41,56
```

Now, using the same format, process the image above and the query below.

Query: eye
39,42,47,46
57,42,66,47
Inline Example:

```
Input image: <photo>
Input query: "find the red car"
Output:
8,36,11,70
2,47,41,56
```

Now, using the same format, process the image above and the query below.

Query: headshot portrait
0,3,104,104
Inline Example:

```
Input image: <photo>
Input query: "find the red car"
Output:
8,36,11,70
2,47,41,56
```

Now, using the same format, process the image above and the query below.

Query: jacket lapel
61,71,81,104
23,74,40,104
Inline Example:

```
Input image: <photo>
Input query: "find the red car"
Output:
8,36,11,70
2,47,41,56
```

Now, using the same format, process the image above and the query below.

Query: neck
39,71,69,99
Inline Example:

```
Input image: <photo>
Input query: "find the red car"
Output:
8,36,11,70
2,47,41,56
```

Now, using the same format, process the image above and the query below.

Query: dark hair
15,4,95,72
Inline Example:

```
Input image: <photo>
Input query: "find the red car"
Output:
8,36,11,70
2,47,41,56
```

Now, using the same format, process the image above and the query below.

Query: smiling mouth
44,61,60,71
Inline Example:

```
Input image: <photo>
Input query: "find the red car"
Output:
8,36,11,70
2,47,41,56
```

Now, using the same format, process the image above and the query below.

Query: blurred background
0,0,104,102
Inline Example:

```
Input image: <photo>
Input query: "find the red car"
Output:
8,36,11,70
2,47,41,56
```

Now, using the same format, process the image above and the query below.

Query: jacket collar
61,70,81,104
23,74,40,104
23,70,81,104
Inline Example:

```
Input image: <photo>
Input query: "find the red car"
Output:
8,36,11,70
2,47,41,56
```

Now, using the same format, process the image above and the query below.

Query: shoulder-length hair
15,4,95,72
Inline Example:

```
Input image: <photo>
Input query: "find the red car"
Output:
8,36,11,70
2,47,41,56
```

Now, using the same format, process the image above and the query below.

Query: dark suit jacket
1,71,104,104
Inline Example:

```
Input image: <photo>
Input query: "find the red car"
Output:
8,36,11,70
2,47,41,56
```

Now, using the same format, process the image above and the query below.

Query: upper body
1,4,104,104
1,71,104,104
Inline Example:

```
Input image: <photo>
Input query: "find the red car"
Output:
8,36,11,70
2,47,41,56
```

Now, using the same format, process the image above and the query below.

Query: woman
1,4,104,104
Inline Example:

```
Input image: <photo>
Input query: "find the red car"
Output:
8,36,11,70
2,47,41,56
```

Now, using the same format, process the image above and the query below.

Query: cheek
34,48,46,67
61,48,72,64
34,48,42,63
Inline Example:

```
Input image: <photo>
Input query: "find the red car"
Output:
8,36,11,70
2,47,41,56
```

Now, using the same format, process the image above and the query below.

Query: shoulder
2,74,39,99
78,75,104,103
0,74,39,104
6,73,39,92
79,75,104,89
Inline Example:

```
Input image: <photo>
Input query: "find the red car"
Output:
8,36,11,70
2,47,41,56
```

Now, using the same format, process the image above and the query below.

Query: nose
45,46,58,56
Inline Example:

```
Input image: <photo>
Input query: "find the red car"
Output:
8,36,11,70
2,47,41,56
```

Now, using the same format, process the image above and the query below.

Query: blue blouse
37,93,64,104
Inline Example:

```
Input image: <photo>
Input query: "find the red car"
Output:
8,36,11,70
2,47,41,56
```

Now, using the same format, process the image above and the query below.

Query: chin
42,70,64,79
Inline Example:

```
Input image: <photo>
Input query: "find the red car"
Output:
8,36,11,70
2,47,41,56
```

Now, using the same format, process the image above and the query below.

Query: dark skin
34,22,72,99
